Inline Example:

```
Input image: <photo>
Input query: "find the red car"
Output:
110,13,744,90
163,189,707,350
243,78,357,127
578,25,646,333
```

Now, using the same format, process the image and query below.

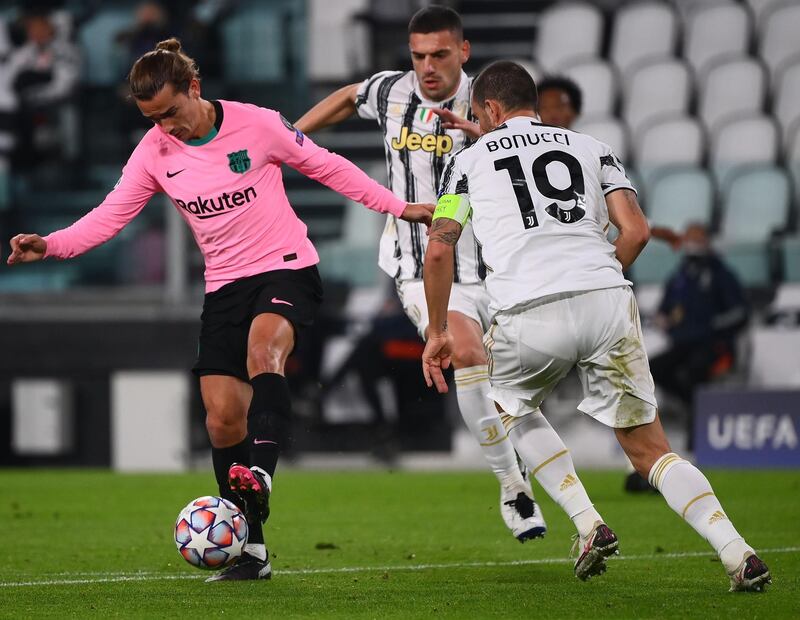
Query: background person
295,5,546,541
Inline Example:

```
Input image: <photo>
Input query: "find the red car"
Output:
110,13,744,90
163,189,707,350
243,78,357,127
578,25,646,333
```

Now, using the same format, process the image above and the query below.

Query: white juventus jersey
356,69,484,283
439,115,634,316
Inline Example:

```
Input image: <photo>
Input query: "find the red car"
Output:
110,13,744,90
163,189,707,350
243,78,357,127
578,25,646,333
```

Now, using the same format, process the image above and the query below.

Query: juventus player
422,60,770,590
7,39,433,581
296,6,546,542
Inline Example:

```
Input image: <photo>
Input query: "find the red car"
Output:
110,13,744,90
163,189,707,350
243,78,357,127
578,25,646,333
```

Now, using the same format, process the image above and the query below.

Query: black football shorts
192,266,323,382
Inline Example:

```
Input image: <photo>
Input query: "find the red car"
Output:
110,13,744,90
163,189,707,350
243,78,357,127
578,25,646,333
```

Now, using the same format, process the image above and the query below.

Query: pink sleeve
44,140,160,259
263,109,406,217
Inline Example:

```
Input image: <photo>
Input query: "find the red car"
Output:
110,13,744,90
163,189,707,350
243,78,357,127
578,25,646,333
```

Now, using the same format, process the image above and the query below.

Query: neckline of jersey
186,100,224,146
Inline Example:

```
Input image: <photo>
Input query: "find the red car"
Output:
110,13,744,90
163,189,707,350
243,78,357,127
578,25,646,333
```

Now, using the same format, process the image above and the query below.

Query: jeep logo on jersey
391,127,453,157
227,150,251,174
175,186,257,219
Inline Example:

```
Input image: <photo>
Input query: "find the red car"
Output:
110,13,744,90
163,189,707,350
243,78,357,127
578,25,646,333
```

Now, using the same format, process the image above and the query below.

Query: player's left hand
401,202,434,227
422,331,453,393
431,108,482,139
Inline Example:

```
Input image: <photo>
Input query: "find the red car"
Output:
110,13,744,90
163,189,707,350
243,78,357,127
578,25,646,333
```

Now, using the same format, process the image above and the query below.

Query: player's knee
205,398,247,447
247,342,288,376
205,408,246,447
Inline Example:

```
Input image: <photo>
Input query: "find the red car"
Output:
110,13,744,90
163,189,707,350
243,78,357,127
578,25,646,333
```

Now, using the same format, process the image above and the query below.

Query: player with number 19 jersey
438,116,635,317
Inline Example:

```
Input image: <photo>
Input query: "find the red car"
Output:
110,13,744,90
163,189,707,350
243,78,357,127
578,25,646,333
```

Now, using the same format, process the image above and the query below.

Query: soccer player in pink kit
6,39,433,582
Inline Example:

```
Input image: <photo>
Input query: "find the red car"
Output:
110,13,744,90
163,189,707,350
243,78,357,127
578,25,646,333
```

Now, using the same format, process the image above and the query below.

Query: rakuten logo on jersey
175,187,257,219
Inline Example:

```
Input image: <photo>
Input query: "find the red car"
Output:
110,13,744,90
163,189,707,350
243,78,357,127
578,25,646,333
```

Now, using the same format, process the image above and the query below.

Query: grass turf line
1,469,798,618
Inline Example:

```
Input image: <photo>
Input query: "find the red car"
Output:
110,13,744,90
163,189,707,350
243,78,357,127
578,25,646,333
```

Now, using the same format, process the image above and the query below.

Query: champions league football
175,497,249,570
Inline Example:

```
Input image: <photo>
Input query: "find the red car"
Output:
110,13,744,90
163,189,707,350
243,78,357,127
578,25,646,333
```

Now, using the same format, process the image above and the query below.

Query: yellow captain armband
434,194,471,226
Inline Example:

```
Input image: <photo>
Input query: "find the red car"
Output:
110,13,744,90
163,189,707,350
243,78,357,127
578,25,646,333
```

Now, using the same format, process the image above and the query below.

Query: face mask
683,241,709,257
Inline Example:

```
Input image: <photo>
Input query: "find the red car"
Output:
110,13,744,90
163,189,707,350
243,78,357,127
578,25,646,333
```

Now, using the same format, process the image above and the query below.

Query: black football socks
247,372,292,479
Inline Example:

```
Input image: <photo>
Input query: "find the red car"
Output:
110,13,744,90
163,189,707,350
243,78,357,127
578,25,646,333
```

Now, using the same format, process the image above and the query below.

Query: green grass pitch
1,469,798,618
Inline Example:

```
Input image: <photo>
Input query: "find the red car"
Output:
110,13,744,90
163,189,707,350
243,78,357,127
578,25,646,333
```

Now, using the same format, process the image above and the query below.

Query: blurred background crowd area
0,0,798,469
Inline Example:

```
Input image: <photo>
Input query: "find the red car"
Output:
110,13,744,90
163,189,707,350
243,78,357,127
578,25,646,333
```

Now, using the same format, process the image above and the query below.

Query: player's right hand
401,202,435,227
7,234,47,265
422,331,453,394
431,108,482,139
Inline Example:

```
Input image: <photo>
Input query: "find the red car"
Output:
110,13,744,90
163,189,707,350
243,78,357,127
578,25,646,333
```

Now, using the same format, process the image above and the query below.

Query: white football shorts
396,279,491,338
484,286,657,428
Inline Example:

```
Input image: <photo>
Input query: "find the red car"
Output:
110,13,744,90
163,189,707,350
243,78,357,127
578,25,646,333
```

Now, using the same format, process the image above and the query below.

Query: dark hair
408,5,463,38
472,60,538,113
128,38,199,101
537,75,583,115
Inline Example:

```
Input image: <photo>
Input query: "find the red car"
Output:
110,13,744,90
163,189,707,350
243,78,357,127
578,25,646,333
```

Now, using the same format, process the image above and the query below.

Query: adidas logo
708,510,728,525
560,474,577,491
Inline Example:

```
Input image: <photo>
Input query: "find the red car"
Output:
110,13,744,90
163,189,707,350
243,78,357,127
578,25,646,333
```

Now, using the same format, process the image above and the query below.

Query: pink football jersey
44,100,406,291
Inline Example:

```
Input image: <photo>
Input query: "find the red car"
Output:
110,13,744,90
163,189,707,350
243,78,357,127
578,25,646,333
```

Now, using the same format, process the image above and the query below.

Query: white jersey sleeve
355,71,403,121
598,145,636,197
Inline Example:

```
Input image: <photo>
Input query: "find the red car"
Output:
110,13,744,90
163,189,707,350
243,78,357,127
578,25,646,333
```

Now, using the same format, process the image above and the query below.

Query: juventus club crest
227,149,251,174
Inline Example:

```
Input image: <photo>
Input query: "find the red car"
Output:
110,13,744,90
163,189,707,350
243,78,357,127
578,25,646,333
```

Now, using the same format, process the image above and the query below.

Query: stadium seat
774,60,800,137
782,236,800,282
684,3,751,80
772,282,800,309
749,326,800,386
221,7,285,82
630,239,681,284
670,0,738,23
710,115,778,190
610,1,678,75
534,2,603,72
720,166,789,239
745,0,786,29
633,283,665,318
317,163,386,287
623,59,691,141
645,168,714,231
716,166,790,287
759,2,800,82
78,9,134,86
572,116,629,163
699,57,767,134
786,125,800,205
511,58,542,83
562,58,618,117
635,116,705,190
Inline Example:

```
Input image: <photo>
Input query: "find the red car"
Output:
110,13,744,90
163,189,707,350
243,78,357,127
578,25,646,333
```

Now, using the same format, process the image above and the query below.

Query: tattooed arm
607,188,650,270
421,217,463,393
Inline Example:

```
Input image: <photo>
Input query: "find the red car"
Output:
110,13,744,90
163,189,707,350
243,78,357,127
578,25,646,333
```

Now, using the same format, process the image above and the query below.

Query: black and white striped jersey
356,69,484,283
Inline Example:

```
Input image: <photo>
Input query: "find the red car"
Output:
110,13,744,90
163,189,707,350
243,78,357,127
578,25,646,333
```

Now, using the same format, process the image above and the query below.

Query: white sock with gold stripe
648,453,753,571
454,365,525,493
505,409,602,538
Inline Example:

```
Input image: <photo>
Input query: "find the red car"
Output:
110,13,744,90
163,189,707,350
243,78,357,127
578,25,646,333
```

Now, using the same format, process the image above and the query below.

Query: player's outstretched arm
430,108,482,140
7,234,46,265
422,217,463,393
650,225,682,250
607,189,650,270
295,83,360,134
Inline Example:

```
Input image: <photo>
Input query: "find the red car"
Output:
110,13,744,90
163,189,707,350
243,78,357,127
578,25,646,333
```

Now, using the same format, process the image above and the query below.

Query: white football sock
243,543,267,561
505,409,602,538
454,366,527,495
648,453,753,572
